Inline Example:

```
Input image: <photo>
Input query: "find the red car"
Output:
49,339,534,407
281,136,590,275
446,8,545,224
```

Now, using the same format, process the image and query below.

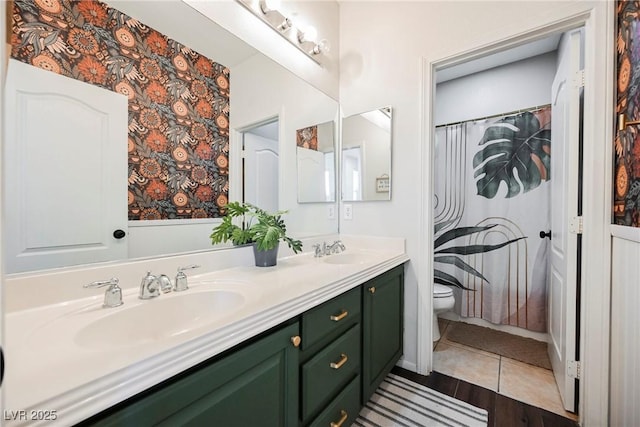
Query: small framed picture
376,176,390,193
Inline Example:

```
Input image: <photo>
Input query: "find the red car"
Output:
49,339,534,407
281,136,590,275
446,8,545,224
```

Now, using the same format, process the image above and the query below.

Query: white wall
435,51,557,125
1,0,7,415
339,3,612,425
609,228,640,427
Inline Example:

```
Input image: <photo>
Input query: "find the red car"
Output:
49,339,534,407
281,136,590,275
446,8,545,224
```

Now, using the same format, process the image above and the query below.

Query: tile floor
433,318,578,421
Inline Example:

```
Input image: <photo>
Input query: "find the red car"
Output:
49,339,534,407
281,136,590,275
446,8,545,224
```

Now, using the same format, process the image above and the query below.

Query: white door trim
418,4,613,426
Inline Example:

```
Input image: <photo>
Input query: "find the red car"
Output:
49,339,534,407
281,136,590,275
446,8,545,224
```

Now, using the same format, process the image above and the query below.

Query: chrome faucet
313,240,346,257
327,240,346,254
313,242,327,257
158,274,173,293
174,264,200,292
84,277,123,308
139,271,171,299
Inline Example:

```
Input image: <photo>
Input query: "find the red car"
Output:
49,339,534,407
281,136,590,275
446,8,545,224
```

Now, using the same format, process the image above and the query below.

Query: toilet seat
433,283,453,298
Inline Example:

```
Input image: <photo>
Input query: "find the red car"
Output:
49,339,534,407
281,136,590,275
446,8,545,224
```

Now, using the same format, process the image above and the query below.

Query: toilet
433,283,455,341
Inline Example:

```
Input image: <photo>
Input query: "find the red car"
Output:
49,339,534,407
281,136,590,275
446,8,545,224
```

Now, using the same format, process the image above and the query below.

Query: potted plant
210,201,303,267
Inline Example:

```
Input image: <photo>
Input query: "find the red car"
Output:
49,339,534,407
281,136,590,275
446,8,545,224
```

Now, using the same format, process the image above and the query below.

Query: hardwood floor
391,366,579,427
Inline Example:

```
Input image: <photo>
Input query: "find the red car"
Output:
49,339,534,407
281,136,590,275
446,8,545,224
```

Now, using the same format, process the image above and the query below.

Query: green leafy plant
473,111,551,199
434,223,525,290
210,202,303,253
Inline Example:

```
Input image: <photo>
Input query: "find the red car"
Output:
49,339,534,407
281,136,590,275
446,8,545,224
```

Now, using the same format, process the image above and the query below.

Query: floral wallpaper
10,0,230,220
616,1,640,227
296,125,318,150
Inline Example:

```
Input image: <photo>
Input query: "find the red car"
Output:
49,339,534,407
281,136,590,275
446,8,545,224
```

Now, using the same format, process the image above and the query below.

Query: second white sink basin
75,290,245,349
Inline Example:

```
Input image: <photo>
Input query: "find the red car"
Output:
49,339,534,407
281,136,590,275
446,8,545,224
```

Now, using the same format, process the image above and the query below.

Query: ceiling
436,33,562,83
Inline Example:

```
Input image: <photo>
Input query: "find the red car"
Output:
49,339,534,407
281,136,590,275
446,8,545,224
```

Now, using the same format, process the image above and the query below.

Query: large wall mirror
3,0,339,274
296,120,336,203
341,106,392,201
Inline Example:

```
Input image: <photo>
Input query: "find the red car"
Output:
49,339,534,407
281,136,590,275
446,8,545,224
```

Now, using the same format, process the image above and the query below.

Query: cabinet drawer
308,375,361,427
302,324,361,420
301,286,360,350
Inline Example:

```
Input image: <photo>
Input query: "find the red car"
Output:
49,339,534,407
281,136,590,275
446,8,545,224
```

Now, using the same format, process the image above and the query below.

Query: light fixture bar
235,0,325,65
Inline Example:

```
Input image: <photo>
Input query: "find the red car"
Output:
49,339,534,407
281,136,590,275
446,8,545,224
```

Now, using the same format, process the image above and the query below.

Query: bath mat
445,321,552,370
355,373,488,427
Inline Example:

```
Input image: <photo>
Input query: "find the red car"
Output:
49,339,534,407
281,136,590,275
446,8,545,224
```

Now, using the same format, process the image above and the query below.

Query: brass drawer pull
330,310,348,322
330,353,348,370
291,335,301,347
368,286,376,294
330,409,348,427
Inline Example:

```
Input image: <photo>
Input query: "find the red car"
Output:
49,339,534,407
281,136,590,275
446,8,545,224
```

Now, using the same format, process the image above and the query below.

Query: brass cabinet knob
291,335,301,347
330,410,348,427
368,286,376,294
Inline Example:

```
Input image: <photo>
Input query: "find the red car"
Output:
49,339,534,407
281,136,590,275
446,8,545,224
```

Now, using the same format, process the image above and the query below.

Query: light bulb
297,25,318,43
277,17,292,32
309,39,331,55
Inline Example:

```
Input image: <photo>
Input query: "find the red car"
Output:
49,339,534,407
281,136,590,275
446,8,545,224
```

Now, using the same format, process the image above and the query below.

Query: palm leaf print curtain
434,106,551,332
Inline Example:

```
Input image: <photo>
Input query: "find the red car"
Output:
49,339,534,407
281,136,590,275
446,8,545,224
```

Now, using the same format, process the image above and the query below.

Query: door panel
297,147,327,202
549,29,582,412
243,132,278,212
4,59,128,273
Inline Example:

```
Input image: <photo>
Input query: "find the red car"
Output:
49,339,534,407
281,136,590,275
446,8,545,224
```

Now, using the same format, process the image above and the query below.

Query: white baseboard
396,358,418,373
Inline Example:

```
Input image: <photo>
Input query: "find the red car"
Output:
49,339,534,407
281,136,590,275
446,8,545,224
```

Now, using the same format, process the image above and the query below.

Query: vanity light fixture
296,25,318,44
309,39,330,55
277,17,293,32
236,0,329,65
259,0,281,14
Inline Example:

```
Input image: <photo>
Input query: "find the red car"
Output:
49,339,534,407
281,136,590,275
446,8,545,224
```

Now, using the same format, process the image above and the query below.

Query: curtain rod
435,104,551,129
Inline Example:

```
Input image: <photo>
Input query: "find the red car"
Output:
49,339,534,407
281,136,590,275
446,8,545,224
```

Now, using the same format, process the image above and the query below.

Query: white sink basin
323,252,373,265
74,290,245,349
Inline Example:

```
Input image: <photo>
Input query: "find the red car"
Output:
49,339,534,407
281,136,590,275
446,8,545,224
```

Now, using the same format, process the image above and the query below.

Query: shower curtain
434,106,551,332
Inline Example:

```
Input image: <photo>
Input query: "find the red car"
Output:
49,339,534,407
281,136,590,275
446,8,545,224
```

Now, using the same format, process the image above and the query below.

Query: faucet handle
177,264,200,273
84,278,123,308
174,264,200,292
312,244,323,258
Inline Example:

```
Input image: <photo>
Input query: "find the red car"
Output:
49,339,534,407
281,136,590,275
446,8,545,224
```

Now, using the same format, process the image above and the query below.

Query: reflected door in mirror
4,60,128,273
243,123,279,213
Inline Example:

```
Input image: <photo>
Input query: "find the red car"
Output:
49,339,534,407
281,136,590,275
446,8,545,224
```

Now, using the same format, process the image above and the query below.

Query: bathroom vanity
80,265,403,426
4,236,407,426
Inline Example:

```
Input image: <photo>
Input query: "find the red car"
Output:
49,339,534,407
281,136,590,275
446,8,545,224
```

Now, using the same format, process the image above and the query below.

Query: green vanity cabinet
80,263,405,426
299,286,362,425
362,264,404,402
83,322,300,427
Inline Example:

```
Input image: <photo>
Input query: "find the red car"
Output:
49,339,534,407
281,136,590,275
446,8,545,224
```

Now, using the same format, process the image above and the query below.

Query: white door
243,132,278,213
4,59,128,273
548,29,582,412
342,146,362,200
297,147,326,202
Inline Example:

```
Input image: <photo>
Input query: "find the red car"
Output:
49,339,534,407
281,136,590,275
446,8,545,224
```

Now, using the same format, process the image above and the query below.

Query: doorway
241,119,280,212
429,28,584,418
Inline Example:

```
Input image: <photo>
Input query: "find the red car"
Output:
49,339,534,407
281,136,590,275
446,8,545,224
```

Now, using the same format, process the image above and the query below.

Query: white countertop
4,236,408,426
